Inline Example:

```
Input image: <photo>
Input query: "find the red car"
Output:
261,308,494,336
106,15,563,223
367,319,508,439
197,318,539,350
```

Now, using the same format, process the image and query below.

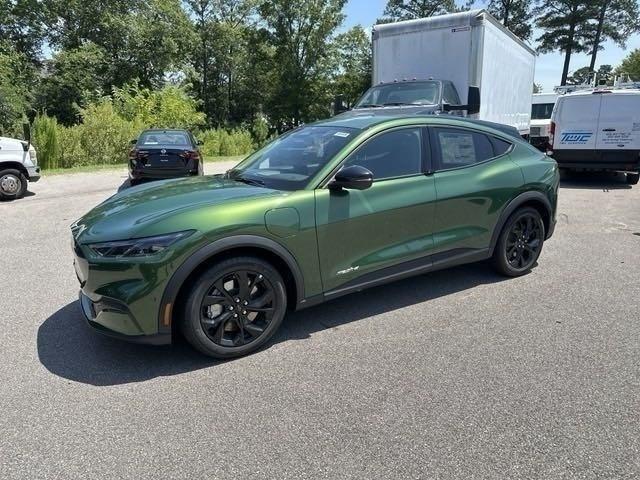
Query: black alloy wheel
492,207,545,277
182,256,287,358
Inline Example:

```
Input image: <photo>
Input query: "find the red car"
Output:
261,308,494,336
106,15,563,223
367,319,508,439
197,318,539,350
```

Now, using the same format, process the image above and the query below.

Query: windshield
228,126,358,191
354,81,440,108
531,103,555,120
138,131,191,146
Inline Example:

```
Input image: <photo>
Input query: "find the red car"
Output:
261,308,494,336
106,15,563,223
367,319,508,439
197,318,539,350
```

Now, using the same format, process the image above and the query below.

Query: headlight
29,147,37,165
87,230,195,258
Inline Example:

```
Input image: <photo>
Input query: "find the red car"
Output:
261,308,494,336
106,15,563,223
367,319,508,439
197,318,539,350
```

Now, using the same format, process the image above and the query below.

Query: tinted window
491,136,512,156
230,126,357,191
531,103,555,120
346,128,422,180
139,131,191,146
433,128,494,169
443,83,461,105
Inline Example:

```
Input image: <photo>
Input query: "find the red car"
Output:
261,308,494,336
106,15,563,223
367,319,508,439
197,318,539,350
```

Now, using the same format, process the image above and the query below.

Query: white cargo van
347,9,536,136
549,88,640,184
530,93,558,150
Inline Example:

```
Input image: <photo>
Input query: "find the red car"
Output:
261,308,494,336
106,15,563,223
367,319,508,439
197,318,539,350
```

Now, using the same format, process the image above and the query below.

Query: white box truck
549,85,640,184
347,9,536,136
0,124,40,200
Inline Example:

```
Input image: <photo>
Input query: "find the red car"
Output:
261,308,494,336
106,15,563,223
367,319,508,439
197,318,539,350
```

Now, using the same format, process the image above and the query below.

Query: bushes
198,128,254,157
31,85,256,170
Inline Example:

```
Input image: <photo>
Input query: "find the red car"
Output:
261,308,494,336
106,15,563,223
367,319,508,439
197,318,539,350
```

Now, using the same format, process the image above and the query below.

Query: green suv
72,114,559,358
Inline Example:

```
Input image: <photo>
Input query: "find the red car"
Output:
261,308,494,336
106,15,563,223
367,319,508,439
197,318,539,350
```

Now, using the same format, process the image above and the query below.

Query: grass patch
42,155,245,176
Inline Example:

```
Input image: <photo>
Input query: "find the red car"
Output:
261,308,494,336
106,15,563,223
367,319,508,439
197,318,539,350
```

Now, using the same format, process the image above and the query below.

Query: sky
343,0,640,92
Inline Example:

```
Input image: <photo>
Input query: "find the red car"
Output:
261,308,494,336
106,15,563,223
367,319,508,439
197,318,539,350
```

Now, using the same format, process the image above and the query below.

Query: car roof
140,129,192,134
314,112,522,140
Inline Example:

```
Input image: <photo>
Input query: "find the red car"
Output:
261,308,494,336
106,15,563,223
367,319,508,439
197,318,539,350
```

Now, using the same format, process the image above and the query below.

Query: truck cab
0,134,40,200
352,79,470,116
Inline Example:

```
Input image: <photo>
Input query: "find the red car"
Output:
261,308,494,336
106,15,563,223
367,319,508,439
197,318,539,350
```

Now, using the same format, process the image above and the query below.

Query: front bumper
27,166,41,182
79,291,171,345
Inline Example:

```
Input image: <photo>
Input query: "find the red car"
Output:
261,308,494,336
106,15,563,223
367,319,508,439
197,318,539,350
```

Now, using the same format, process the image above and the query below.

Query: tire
626,172,639,185
491,207,546,277
181,256,287,358
0,169,27,200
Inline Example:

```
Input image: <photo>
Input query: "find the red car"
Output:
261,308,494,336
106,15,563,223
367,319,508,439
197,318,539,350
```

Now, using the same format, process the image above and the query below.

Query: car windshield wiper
355,103,383,108
381,102,424,106
233,175,266,187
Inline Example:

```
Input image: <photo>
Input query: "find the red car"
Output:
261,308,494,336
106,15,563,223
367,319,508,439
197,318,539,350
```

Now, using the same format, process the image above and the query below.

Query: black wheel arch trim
489,191,553,255
158,234,305,334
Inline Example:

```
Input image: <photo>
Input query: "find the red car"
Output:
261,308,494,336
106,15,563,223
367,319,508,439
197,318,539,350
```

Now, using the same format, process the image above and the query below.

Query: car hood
73,175,282,243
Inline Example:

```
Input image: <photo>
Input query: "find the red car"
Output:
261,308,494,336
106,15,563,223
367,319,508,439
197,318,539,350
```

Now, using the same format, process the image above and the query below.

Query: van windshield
355,81,439,107
531,103,555,120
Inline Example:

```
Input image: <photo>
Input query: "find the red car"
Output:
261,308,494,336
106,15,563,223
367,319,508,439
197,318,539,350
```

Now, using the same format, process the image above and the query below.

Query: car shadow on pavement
38,262,507,386
560,170,632,190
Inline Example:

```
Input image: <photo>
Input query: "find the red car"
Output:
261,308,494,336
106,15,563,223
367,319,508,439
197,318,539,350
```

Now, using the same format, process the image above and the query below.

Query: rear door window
432,127,495,169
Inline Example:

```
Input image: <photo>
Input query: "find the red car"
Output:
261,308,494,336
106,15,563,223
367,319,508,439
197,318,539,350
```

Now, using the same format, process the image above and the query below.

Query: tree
0,42,35,133
34,43,108,125
382,0,462,20
331,26,372,106
616,49,640,80
535,1,599,86
259,0,347,127
533,83,543,93
566,64,614,86
486,0,533,40
586,0,640,72
0,0,49,61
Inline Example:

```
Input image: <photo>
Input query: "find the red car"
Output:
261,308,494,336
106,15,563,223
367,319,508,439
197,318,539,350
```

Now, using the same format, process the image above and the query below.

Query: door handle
602,128,616,132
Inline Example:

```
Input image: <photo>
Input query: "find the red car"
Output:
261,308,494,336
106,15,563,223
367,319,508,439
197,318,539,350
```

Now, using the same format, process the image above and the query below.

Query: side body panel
432,155,524,253
315,175,437,292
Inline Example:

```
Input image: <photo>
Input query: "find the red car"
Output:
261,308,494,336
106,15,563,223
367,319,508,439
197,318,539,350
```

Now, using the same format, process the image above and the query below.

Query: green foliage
382,0,465,21
616,49,640,80
199,128,254,157
32,113,60,169
486,0,533,40
586,0,640,69
113,82,206,130
34,42,107,125
331,26,372,106
260,0,347,127
534,1,600,85
0,42,34,134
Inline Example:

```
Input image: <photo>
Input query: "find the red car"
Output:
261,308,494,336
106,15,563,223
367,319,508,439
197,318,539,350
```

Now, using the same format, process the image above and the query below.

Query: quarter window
345,128,423,180
432,127,512,170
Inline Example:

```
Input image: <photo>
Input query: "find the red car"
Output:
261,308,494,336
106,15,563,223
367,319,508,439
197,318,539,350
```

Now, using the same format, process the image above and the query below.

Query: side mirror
130,139,137,145
333,95,349,116
442,86,480,115
328,165,373,191
22,122,31,146
466,86,480,115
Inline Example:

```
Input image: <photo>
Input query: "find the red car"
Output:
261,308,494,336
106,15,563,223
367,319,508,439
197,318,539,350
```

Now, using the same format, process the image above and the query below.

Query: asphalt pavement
1,165,639,479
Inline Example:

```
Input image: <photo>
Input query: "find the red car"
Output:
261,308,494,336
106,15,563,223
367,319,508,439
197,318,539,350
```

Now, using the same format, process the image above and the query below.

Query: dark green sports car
72,113,559,358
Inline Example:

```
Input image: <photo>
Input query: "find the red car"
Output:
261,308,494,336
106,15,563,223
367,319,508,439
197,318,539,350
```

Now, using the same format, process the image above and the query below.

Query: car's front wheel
181,256,287,358
0,169,27,200
491,207,545,277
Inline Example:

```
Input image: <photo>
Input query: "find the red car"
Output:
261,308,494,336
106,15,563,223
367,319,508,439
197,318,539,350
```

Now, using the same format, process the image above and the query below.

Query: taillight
548,121,555,150
181,150,200,161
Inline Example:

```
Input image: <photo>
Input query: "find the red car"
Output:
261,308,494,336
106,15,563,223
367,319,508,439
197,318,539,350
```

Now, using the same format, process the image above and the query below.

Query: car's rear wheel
0,169,27,200
181,256,287,358
626,172,639,185
491,207,545,277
